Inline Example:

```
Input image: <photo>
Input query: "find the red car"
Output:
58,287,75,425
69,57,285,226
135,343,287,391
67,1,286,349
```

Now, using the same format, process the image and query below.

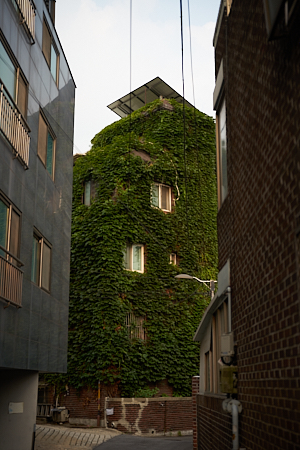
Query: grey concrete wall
0,369,38,450
0,0,75,373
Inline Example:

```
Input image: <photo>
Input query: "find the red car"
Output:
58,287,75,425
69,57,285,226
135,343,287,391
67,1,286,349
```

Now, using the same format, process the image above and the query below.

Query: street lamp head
175,274,194,280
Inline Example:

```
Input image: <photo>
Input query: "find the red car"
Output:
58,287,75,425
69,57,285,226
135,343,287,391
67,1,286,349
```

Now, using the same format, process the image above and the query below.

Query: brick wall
196,1,300,449
105,397,192,435
192,376,199,450
197,394,232,450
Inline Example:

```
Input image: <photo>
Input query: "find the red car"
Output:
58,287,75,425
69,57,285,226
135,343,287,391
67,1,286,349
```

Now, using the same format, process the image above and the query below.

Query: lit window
216,98,227,207
0,194,21,265
170,253,177,265
0,39,28,118
151,183,171,212
125,313,146,340
38,111,55,178
31,231,51,292
42,18,59,84
123,244,144,273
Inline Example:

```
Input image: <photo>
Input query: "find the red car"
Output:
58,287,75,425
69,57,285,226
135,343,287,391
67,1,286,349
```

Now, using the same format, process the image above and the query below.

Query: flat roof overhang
107,76,194,118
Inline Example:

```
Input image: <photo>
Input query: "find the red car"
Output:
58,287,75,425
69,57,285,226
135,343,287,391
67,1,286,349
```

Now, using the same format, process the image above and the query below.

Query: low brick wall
192,376,199,450
105,397,192,436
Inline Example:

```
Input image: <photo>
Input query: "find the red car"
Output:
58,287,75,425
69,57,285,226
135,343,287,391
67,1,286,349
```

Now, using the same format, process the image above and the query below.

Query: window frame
216,96,228,209
123,244,144,273
37,109,56,179
125,312,146,341
0,191,22,266
204,299,229,394
151,182,172,212
170,253,177,265
83,180,97,206
42,17,59,85
31,229,52,293
0,33,28,119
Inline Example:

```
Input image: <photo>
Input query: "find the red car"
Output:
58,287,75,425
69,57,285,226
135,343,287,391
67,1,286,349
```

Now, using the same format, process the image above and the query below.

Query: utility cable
179,0,189,244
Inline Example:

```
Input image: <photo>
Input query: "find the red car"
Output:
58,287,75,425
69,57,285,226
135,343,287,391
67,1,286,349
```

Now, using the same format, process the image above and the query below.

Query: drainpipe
227,287,232,333
222,398,242,450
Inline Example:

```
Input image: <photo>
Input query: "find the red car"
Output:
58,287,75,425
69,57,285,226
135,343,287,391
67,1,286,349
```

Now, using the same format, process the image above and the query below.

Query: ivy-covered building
64,90,217,403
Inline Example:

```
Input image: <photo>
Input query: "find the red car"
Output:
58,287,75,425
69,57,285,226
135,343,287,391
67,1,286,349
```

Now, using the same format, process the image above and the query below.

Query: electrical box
221,332,234,357
220,366,238,394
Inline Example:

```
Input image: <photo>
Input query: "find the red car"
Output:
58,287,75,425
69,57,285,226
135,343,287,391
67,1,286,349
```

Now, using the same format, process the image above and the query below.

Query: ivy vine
48,99,217,397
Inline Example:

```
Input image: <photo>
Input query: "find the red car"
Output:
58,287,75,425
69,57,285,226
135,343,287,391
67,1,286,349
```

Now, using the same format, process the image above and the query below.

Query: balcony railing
0,82,30,169
15,0,36,42
0,247,23,308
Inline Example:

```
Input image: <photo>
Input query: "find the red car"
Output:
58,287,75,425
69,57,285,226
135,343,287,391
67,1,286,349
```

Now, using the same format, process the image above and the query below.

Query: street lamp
175,274,216,298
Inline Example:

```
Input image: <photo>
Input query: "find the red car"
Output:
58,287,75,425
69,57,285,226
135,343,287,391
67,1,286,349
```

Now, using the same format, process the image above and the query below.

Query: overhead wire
179,0,189,245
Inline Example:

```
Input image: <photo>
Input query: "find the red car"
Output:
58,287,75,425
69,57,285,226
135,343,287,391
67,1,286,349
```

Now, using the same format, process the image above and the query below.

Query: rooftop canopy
107,76,194,118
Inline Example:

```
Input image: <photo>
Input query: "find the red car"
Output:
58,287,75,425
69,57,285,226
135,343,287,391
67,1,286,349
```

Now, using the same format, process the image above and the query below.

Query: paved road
94,434,193,450
35,425,192,450
35,424,120,450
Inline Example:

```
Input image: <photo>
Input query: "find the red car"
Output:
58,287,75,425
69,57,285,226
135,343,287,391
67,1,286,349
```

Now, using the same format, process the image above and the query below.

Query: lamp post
175,274,216,299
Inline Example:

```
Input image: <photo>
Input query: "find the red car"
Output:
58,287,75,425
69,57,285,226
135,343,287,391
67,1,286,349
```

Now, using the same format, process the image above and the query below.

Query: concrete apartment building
0,0,75,448
194,1,300,449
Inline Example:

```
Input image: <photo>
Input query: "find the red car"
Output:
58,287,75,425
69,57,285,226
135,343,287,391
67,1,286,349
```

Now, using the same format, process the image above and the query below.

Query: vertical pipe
227,287,232,333
232,403,239,450
97,380,101,427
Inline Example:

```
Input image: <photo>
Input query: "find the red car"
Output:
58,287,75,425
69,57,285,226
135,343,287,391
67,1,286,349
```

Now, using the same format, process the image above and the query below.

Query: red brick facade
196,1,300,449
192,376,199,450
105,396,192,435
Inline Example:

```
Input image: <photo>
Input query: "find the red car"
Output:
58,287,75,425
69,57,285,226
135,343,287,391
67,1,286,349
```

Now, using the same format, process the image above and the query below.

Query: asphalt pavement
35,424,192,450
94,434,193,450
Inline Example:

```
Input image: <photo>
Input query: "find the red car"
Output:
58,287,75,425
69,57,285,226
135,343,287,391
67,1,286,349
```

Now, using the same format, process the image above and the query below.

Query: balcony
0,81,30,169
0,247,23,308
15,0,36,43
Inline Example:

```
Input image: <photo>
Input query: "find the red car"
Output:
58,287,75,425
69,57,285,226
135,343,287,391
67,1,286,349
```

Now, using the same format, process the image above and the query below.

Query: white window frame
151,183,172,212
123,244,144,273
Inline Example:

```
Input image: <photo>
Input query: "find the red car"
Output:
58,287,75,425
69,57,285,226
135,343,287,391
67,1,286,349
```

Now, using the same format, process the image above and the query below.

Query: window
205,300,228,393
38,111,55,178
83,180,97,206
31,230,51,292
0,193,21,265
123,244,144,273
0,38,28,118
45,0,56,24
170,253,177,265
216,98,227,207
125,313,146,341
42,18,59,84
151,183,171,212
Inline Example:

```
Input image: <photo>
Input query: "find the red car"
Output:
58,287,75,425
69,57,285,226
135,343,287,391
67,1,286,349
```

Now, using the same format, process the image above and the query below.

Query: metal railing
0,82,30,169
37,404,53,417
125,313,146,340
15,0,36,42
0,248,23,308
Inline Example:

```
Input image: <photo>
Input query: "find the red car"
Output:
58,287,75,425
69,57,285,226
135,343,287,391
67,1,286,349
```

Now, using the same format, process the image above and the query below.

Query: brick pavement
34,424,121,450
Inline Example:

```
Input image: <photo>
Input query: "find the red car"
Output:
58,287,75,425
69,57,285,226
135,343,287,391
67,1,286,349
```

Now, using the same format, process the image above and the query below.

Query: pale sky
56,0,221,154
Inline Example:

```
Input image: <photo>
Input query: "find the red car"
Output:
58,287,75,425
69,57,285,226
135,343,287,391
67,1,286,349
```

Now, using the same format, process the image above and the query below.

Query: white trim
151,183,172,212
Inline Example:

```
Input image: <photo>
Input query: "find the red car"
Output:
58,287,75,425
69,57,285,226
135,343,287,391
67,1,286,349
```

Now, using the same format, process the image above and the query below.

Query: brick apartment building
194,1,300,449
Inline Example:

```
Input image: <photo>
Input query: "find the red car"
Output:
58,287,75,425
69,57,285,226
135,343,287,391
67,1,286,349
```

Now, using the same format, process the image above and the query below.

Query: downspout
232,402,239,450
227,286,232,332
222,399,242,450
